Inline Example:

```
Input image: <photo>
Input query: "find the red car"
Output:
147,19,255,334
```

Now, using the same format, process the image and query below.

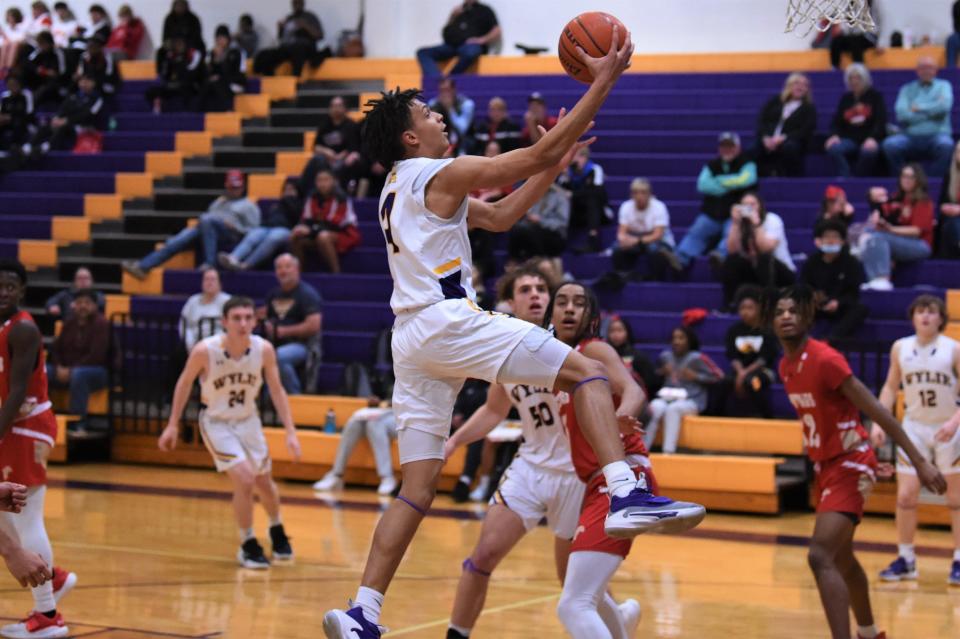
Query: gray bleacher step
292,91,362,109
211,146,281,169
123,197,156,211
91,232,169,259
181,166,274,190
183,155,214,168
299,79,383,91
152,186,223,212
241,126,311,148
211,135,242,149
269,108,327,128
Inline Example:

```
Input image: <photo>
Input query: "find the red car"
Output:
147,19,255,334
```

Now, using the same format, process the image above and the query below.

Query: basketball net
784,0,877,37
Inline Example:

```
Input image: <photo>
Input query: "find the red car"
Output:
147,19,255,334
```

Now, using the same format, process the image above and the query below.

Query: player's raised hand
158,423,179,452
3,547,50,588
0,482,27,513
934,418,959,444
916,460,947,494
285,431,302,462
575,25,634,86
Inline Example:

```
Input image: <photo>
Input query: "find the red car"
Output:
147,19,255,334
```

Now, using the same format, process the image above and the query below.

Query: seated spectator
254,0,325,77
604,314,659,398
882,56,954,177
825,63,885,177
644,326,723,454
676,132,758,268
312,401,398,495
301,95,363,192
262,253,322,394
81,4,111,44
46,289,109,432
179,267,229,350
122,170,260,279
45,265,104,318
162,0,204,55
610,177,680,281
467,140,512,279
801,219,868,340
199,25,245,112
948,0,960,68
416,0,500,78
755,72,816,177
506,182,569,268
470,140,514,201
938,140,960,258
471,96,520,154
723,286,777,418
146,34,203,113
26,71,102,155
521,91,557,145
826,14,877,69
560,147,609,253
23,31,67,107
220,178,302,271
51,2,79,49
817,184,856,228
105,5,145,60
0,9,28,75
26,2,53,41
233,14,258,58
290,169,360,274
0,74,36,156
428,77,474,154
720,192,796,308
860,163,934,290
76,34,120,99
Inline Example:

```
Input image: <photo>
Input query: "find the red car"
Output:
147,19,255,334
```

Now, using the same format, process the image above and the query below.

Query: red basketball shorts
571,463,659,558
0,410,57,486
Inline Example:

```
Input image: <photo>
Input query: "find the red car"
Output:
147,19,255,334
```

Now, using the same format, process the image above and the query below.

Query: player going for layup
443,266,640,639
872,294,960,585
0,260,76,639
323,29,705,639
768,285,946,639
550,281,659,639
159,296,302,569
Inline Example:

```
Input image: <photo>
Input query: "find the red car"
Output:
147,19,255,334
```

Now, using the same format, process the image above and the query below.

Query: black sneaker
237,538,270,569
451,480,470,503
269,524,293,561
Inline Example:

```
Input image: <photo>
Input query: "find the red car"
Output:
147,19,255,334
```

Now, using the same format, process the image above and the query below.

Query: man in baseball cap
522,91,557,144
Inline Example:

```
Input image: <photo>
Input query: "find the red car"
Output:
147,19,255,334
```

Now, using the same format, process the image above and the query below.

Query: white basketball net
785,0,877,37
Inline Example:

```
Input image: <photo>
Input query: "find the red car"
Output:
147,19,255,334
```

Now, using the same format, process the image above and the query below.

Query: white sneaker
619,598,641,637
861,277,893,291
0,612,68,639
377,475,397,496
313,472,344,492
469,476,490,502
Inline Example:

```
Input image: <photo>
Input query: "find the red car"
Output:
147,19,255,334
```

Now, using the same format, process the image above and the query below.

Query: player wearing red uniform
769,285,946,639
0,261,76,639
548,281,705,639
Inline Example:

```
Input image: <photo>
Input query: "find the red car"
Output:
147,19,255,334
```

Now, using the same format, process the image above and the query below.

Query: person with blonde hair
755,72,817,177
825,63,886,177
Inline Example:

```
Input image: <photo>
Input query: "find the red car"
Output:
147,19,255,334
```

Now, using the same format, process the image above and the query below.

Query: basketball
558,12,628,84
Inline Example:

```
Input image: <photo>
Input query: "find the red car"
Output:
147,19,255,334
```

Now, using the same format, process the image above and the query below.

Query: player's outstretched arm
158,343,207,452
871,341,902,447
443,384,512,460
582,340,647,432
262,342,301,461
840,375,947,494
0,322,41,439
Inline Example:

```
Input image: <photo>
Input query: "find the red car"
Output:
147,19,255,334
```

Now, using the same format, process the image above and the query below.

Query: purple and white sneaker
878,556,917,582
948,560,960,586
322,606,384,638
604,481,706,538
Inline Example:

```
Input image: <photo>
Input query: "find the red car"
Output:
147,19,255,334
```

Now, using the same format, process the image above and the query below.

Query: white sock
898,543,915,563
458,474,471,484
476,476,490,491
857,625,878,638
355,586,383,625
602,461,636,499
269,515,282,528
239,527,255,542
954,549,960,562
32,582,55,614
7,487,55,614
448,623,471,637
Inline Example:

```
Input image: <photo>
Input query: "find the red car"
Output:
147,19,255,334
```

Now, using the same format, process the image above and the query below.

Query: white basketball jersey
379,157,477,314
199,335,265,422
502,383,575,472
898,334,958,426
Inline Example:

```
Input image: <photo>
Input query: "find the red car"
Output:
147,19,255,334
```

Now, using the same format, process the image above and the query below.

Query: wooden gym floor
3,464,957,638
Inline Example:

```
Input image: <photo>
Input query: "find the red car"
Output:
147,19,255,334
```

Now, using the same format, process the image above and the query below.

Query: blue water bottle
324,408,337,433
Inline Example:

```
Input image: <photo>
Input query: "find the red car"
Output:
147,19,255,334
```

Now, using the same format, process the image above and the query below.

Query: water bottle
323,408,337,433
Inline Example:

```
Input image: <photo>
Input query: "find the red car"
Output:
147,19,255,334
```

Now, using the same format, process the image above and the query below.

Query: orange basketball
558,12,627,84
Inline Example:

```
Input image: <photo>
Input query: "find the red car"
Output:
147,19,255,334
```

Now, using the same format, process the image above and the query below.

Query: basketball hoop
785,0,877,37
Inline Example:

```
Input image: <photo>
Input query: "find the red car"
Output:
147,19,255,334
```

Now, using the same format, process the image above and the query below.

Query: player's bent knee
807,544,834,573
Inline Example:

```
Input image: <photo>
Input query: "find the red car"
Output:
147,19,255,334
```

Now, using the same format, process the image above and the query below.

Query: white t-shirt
760,212,796,271
617,196,675,246
180,292,231,349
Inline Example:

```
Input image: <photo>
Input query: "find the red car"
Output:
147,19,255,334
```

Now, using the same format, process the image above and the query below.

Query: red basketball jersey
0,310,50,420
557,338,649,483
779,337,869,462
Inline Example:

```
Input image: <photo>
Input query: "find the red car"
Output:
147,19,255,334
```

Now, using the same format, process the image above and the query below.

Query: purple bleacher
120,78,261,95
0,172,116,194
6,216,52,239
0,192,84,215
41,152,146,173
102,132,176,152
113,113,205,132
162,270,395,303
0,240,18,259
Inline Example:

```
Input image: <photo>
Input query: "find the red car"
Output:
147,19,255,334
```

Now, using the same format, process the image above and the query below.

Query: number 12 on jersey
380,192,400,254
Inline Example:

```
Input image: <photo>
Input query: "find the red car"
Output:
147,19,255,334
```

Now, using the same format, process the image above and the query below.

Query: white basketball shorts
492,456,586,539
896,418,960,476
199,412,271,474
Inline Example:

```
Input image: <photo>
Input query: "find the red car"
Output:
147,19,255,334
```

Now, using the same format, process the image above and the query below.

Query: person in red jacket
105,5,144,60
290,169,360,273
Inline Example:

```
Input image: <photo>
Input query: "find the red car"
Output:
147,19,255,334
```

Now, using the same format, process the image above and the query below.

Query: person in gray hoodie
643,325,724,453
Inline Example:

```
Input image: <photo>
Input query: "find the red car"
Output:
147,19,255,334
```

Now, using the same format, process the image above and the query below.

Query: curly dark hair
542,281,601,344
360,88,422,167
761,284,817,332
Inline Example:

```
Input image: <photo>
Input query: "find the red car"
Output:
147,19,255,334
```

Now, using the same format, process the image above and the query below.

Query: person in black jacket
145,34,203,113
723,285,777,418
470,96,521,154
800,218,868,341
27,72,102,154
947,0,960,67
254,0,325,76
754,72,817,177
416,0,500,77
0,74,36,155
23,31,67,107
75,35,120,99
162,0,204,54
825,63,885,177
199,25,246,112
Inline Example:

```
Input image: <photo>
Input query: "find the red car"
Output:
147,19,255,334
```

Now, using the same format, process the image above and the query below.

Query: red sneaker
50,567,77,605
0,611,68,638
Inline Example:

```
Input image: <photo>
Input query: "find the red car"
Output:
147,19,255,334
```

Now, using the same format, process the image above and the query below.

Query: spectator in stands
560,146,609,253
416,0,500,78
220,177,303,271
521,92,557,145
0,9,28,75
26,2,53,40
46,289,109,432
77,34,120,99
45,266,104,318
312,401,398,495
720,192,796,309
146,34,203,113
676,132,758,268
826,3,877,69
82,4,111,44
825,63,885,177
947,1,960,67
234,14,258,58
162,0,204,55
262,253,322,394
817,184,856,229
254,0,324,77
506,182,569,268
0,73,35,156
428,77,474,152
604,314,659,399
723,286,777,418
51,2,79,48
290,169,360,274
882,56,954,177
470,140,514,201
122,170,260,279
178,267,229,350
302,95,363,192
106,5,145,60
199,25,246,112
24,31,67,107
26,71,102,155
644,326,724,454
609,177,680,282
471,96,520,154
938,140,960,258
801,218,868,340
755,72,816,177
860,163,934,290
467,141,511,279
